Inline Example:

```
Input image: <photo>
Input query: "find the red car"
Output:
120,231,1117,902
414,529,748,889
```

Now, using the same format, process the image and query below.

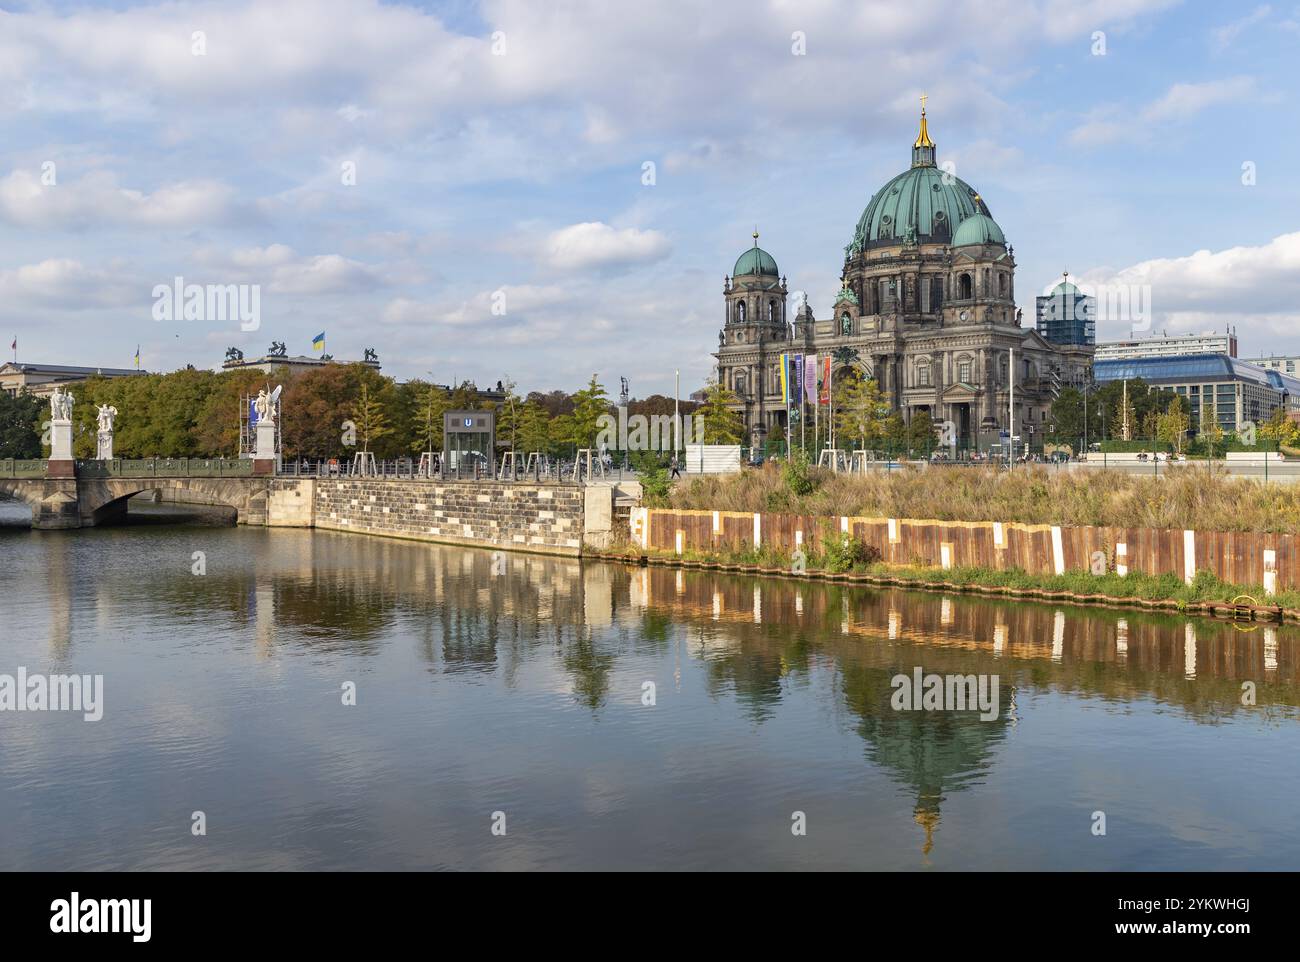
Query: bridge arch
78,478,259,526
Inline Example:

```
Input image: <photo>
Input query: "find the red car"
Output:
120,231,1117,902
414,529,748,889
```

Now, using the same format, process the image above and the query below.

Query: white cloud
0,169,240,229
1211,5,1271,52
1069,77,1255,145
1143,77,1255,122
1081,231,1300,338
0,258,137,309
541,223,671,271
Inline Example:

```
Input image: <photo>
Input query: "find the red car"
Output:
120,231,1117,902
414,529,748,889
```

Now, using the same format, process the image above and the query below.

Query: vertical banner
778,352,790,405
820,356,831,405
793,354,804,413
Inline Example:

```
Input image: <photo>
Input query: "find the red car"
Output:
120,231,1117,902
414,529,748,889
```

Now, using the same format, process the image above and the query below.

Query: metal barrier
0,459,46,479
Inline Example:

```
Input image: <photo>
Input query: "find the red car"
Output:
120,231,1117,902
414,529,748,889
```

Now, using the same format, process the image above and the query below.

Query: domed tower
715,230,790,447
818,98,1057,453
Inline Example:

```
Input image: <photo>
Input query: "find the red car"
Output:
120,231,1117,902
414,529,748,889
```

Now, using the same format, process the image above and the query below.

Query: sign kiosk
443,410,495,479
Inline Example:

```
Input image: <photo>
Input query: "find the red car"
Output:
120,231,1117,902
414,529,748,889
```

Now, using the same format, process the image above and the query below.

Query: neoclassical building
715,105,1093,452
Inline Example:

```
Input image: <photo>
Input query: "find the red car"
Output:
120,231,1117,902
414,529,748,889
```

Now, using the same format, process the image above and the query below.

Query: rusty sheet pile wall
631,508,1296,593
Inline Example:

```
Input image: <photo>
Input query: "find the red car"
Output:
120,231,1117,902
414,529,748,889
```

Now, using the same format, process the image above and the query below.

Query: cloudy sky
2,0,1298,395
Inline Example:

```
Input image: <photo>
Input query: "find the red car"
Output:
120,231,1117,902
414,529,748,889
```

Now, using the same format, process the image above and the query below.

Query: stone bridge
0,474,276,528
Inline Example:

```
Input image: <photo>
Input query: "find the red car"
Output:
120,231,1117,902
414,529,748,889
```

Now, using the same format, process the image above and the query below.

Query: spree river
2,504,1299,871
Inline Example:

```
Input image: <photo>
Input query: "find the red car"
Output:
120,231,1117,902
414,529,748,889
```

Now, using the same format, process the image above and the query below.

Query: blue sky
1,0,1298,396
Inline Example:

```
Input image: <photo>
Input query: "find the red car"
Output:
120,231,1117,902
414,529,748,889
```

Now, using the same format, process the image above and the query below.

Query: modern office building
1247,355,1300,376
0,361,147,398
1035,274,1095,347
1094,353,1300,434
1095,331,1237,362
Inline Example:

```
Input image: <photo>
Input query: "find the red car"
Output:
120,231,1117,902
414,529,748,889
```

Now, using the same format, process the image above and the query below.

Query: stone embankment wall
311,478,598,556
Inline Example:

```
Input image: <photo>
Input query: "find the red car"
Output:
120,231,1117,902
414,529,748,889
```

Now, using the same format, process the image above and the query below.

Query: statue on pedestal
96,404,118,460
253,388,274,425
49,386,74,421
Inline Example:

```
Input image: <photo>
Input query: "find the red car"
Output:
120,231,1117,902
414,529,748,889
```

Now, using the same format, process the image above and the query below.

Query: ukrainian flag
312,332,325,352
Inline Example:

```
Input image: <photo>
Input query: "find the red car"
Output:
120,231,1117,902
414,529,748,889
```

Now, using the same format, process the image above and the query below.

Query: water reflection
1,522,1298,870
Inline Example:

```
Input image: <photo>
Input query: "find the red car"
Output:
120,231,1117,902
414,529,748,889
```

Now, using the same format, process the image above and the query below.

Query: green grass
669,462,1300,534
612,538,1297,612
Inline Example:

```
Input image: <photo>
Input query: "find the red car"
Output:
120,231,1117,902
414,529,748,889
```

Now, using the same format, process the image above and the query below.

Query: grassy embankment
611,462,1300,612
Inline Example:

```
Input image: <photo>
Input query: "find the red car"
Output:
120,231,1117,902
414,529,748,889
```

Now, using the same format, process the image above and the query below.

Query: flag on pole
793,354,803,410
312,332,325,352
820,356,831,405
804,355,818,404
134,345,140,369
778,353,790,405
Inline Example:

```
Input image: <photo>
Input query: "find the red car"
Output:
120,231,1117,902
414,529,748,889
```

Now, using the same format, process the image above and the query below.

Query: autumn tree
696,381,744,444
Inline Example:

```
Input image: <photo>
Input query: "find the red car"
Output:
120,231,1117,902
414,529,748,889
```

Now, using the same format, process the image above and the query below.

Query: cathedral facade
714,106,1093,453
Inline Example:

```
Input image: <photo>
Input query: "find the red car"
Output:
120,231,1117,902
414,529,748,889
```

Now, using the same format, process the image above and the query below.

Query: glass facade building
1094,354,1300,434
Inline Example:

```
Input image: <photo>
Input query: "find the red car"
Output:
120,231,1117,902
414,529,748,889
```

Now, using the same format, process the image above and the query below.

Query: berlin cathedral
714,104,1094,452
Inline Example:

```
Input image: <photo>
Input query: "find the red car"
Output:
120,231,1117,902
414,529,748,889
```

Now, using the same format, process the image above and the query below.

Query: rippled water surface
2,505,1299,870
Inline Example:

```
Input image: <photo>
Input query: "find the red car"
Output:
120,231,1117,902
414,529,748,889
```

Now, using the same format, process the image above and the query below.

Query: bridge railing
75,458,254,478
0,459,46,479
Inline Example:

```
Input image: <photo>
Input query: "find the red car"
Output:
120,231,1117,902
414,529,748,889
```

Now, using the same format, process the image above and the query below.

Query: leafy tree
1200,412,1224,456
0,391,42,458
568,375,610,450
833,374,890,450
351,381,392,453
1111,391,1138,441
1260,409,1300,448
515,400,553,455
412,382,449,455
697,381,744,444
907,409,936,454
1157,395,1190,453
1047,387,1085,444
495,378,522,451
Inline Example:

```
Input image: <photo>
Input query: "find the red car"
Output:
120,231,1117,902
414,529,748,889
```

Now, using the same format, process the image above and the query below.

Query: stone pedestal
96,431,113,460
48,418,75,477
252,421,278,476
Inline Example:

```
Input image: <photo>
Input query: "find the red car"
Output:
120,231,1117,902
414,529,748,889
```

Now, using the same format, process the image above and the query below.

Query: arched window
998,273,1007,295
931,276,943,311
917,361,931,387
769,300,777,321
959,274,973,299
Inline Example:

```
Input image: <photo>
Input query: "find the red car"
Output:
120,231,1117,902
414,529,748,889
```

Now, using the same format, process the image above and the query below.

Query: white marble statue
96,404,118,433
49,386,74,421
253,385,282,426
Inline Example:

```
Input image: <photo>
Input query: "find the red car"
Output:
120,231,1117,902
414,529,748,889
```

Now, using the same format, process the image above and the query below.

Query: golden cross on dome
920,92,927,114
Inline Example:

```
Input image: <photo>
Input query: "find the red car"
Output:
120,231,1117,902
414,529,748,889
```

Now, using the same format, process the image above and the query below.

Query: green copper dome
952,212,1006,247
846,106,1002,254
851,165,992,252
733,244,779,278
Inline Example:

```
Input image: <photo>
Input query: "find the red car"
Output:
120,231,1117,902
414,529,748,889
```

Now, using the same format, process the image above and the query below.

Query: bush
782,449,817,497
817,531,878,573
640,467,671,505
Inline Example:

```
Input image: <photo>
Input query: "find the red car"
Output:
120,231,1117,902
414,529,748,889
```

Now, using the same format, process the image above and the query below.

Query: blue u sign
463,418,473,428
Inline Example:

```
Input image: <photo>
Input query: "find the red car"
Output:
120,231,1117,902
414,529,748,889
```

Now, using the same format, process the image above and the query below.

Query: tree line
0,364,747,461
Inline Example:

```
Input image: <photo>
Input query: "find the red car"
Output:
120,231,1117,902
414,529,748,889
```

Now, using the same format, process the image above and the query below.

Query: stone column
252,420,277,476
48,418,75,478
96,428,113,460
